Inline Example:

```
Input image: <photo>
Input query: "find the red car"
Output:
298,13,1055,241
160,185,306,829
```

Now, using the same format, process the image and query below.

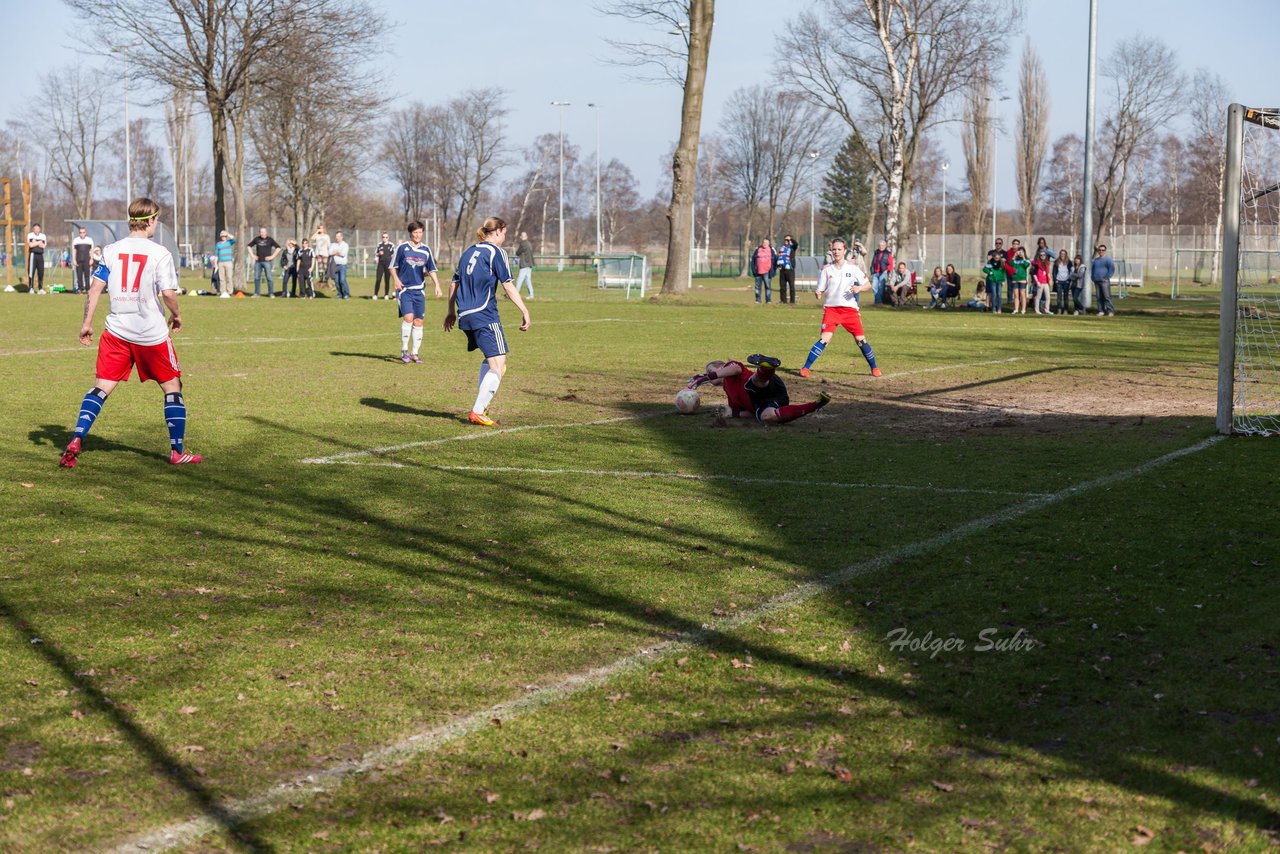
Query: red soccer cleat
871,367,882,377
468,410,498,427
798,367,811,378
58,436,82,468
170,450,203,465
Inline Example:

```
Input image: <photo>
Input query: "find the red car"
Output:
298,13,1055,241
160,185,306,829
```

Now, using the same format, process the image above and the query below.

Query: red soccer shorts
821,305,865,337
96,328,181,384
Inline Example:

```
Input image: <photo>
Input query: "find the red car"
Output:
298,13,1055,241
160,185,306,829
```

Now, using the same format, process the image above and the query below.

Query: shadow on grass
330,350,403,363
27,424,163,462
359,397,457,420
0,598,275,854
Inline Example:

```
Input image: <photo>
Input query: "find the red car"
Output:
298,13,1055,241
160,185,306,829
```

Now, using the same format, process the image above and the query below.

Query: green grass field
1,272,1277,852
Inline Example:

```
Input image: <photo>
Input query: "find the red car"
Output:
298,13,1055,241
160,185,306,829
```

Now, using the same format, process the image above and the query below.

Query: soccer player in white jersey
443,216,531,426
58,198,202,468
798,237,881,378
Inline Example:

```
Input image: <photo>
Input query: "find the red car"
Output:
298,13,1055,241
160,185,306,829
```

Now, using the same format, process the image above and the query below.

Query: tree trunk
660,0,714,296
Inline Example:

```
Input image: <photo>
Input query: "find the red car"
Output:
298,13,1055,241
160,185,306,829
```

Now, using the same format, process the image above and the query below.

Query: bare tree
248,29,386,239
23,65,111,218
602,0,714,295
1015,38,1049,236
440,88,511,251
1041,133,1083,236
382,104,439,222
719,87,770,274
1092,35,1183,237
66,0,381,241
778,0,1019,254
961,84,992,236
599,159,641,250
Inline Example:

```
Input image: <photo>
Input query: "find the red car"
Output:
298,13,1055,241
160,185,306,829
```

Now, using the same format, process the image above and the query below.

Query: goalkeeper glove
687,373,711,389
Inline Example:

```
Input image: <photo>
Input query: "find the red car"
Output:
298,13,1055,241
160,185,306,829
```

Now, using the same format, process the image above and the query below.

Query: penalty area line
107,433,1225,853
300,413,660,464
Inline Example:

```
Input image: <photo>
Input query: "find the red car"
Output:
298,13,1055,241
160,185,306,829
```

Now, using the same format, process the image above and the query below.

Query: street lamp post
987,96,1011,251
588,103,602,256
550,100,571,271
121,46,133,203
807,150,820,256
941,161,949,271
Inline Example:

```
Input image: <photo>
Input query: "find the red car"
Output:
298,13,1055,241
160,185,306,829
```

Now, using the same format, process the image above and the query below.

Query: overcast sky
1,0,1276,206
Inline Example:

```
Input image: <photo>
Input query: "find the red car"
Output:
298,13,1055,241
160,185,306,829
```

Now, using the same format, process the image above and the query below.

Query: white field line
107,433,1225,854
0,320,633,358
880,356,1022,378
370,464,1047,498
300,413,659,464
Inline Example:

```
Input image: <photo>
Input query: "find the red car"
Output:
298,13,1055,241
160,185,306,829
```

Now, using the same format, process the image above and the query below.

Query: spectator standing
1069,254,1088,314
280,239,299,297
1090,243,1116,317
214,230,236,298
72,227,95,294
751,237,776,304
330,231,351,299
1008,246,1030,314
247,227,281,297
372,232,395,299
26,223,47,294
297,239,315,299
1051,249,1073,315
982,251,1007,314
777,235,798,304
869,239,893,305
311,224,331,284
1030,249,1052,314
514,231,535,298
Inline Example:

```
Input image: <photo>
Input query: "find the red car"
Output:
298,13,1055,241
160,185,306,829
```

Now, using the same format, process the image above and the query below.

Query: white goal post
1218,103,1280,436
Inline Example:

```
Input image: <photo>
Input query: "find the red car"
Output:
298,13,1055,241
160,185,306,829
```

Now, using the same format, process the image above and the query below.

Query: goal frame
1217,103,1280,434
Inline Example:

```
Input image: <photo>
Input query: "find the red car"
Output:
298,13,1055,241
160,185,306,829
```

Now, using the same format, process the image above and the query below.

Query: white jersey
817,261,868,309
95,235,178,346
330,240,349,266
26,231,47,250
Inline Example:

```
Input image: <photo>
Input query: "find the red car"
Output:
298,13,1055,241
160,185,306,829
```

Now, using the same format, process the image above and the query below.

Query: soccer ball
675,388,701,414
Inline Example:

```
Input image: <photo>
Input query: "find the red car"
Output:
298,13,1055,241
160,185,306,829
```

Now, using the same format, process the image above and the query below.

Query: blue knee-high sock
859,340,877,369
803,340,826,370
74,388,108,439
164,392,187,453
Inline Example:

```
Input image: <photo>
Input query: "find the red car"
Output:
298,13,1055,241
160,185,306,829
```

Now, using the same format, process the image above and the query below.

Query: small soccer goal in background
1219,104,1280,436
596,253,649,299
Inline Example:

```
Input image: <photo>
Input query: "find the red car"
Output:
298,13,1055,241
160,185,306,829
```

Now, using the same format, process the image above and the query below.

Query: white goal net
1219,105,1280,435
596,254,649,299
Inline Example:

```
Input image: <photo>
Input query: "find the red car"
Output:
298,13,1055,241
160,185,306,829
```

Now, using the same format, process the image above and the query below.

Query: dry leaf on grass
178,706,199,715
931,780,955,793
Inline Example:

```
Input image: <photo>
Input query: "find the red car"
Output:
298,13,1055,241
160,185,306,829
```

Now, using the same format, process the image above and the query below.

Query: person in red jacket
869,239,893,305
752,238,777,304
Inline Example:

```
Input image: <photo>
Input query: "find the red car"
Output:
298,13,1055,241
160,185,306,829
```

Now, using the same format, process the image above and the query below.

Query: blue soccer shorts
397,289,426,319
462,321,508,358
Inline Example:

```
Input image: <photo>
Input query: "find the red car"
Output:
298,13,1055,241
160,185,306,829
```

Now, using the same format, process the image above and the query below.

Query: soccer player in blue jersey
443,217,531,426
390,220,443,363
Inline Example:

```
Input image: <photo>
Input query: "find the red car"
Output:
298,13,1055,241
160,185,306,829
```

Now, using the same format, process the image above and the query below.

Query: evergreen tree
820,133,875,244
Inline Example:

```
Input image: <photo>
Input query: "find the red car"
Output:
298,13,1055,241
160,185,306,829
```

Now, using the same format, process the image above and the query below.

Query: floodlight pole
588,103,602,256
551,100,571,271
807,150,820,255
1080,0,1099,309
941,161,949,270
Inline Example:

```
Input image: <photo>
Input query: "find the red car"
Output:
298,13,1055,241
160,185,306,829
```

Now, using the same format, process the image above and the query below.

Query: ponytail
475,216,507,242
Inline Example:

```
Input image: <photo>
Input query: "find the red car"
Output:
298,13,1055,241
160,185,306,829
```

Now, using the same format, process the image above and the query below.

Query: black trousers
28,252,44,290
283,267,298,296
75,263,92,293
374,262,392,296
778,268,795,303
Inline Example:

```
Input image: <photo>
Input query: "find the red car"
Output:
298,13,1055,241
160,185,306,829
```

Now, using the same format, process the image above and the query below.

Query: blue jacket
1091,255,1115,282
